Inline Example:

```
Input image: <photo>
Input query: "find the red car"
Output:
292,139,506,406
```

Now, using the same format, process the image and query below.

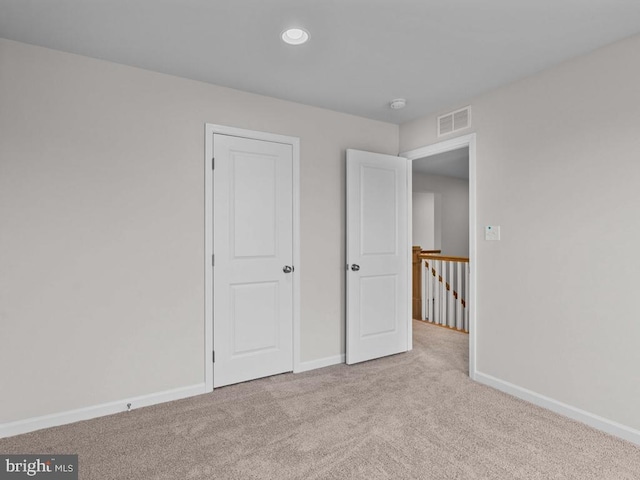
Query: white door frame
400,133,477,380
204,123,301,392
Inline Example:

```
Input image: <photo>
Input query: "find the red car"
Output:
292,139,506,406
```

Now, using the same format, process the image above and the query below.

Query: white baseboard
474,371,640,446
295,354,345,373
0,383,207,439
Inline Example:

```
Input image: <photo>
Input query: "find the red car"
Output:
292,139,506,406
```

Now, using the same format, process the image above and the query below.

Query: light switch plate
485,225,501,241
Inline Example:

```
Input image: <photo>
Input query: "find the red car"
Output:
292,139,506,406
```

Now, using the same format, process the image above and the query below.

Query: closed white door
346,149,409,364
213,134,293,387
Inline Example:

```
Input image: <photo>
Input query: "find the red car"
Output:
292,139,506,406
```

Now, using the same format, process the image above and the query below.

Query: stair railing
419,252,469,332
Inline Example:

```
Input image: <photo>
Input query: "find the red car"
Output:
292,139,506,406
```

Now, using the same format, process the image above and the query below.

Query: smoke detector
390,98,406,109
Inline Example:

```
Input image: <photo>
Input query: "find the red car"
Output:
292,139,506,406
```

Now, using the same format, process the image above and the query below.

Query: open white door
346,149,409,364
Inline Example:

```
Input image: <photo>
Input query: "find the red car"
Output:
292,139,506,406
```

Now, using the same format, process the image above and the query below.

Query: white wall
413,173,469,257
400,33,640,432
0,39,398,425
412,192,435,250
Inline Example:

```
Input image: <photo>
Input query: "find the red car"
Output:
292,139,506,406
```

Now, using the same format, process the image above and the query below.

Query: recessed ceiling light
390,98,407,109
282,28,310,46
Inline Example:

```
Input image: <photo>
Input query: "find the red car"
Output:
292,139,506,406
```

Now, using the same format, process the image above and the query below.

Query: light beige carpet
2,320,640,479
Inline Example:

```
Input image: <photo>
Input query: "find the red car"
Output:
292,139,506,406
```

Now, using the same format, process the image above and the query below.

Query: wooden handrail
419,253,469,263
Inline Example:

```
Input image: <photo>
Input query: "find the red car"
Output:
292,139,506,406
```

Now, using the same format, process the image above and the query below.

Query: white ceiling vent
438,106,471,137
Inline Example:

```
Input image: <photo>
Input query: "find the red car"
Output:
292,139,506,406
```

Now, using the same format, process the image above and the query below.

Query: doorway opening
402,134,477,379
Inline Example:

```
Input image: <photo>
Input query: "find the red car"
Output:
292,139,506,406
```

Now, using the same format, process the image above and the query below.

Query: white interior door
346,149,409,364
213,134,293,387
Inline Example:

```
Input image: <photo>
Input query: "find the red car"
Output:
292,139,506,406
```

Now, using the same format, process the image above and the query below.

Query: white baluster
434,260,440,325
427,260,435,323
456,262,463,330
447,261,455,328
464,263,470,332
444,260,450,327
441,261,447,326
421,259,426,321
424,260,429,322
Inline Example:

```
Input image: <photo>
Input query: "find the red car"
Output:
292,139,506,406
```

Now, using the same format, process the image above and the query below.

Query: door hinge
212,157,215,169
212,351,215,363
212,254,215,266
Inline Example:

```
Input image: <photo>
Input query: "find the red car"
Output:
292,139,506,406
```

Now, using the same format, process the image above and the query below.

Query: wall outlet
485,225,501,241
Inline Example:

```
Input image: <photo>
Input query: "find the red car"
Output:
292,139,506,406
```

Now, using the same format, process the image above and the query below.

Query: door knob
283,265,293,273
351,264,360,271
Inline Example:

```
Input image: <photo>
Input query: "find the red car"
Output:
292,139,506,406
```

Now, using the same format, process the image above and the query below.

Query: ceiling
2,1,640,124
413,148,469,180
